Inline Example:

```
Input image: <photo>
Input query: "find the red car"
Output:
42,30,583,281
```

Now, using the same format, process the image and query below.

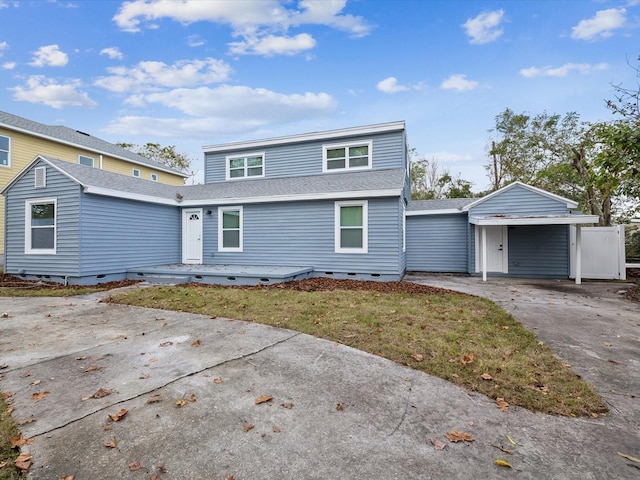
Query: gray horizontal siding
4,161,81,276
202,198,403,275
406,214,468,272
205,131,405,183
469,185,569,216
507,225,569,277
79,195,181,275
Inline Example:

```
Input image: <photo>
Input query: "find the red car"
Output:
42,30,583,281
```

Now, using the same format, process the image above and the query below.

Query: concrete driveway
0,277,639,480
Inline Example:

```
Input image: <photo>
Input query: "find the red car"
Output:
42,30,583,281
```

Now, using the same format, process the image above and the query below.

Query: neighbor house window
25,198,57,254
150,173,158,182
226,153,264,180
78,155,94,167
323,141,372,172
0,134,10,167
335,201,368,253
218,206,243,252
132,168,140,177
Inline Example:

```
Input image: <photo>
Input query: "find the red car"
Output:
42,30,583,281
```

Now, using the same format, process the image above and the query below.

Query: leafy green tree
410,151,474,200
117,142,193,173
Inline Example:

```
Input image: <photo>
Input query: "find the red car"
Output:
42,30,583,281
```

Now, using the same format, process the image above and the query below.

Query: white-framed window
25,198,57,254
132,168,141,178
0,134,10,167
226,152,264,180
323,141,372,172
218,206,243,252
78,155,94,167
335,200,368,254
150,173,158,182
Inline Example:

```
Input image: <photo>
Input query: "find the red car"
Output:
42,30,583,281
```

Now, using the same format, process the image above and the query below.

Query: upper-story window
78,155,94,167
0,134,10,167
150,173,158,182
226,153,264,180
132,168,141,178
323,141,372,172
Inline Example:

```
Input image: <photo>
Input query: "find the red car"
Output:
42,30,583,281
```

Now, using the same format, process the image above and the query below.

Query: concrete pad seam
387,373,416,437
28,330,302,439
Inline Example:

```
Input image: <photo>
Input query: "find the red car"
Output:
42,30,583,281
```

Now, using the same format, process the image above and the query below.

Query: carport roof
469,214,600,225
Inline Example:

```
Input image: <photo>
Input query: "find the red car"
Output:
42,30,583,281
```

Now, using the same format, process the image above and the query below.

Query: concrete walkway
0,277,638,479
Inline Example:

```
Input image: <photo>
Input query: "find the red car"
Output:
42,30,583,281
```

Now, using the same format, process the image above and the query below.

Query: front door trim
182,208,203,264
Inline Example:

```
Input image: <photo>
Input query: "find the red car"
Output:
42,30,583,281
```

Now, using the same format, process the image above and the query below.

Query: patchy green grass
0,395,22,480
108,282,606,417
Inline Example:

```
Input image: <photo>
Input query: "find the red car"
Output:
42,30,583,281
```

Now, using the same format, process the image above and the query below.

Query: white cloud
187,35,205,47
571,8,626,41
29,44,69,67
94,57,232,93
10,75,97,108
103,85,336,137
229,33,316,56
0,41,7,55
520,62,609,78
100,47,123,60
113,0,371,56
2,62,16,70
462,10,505,44
376,76,423,94
440,74,479,91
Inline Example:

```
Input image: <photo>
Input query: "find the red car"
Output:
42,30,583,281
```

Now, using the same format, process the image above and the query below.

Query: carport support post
575,224,582,285
481,226,487,282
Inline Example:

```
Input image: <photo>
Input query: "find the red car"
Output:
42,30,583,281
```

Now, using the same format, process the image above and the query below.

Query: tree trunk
571,146,605,225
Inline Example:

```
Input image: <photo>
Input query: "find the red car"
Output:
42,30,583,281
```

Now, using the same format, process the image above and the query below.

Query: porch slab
126,264,314,286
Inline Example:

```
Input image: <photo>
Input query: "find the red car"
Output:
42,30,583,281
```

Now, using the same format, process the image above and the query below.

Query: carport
471,214,600,284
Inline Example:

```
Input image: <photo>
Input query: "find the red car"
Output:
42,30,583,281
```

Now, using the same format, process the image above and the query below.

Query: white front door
476,225,508,273
182,208,203,264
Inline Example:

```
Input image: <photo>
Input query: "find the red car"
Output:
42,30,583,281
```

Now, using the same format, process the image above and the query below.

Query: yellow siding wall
0,127,186,256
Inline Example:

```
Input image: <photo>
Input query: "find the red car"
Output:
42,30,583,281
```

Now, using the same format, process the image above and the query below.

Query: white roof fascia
81,186,402,207
462,181,578,211
469,215,599,226
180,188,403,206
203,121,406,153
0,121,189,178
406,208,464,216
83,186,177,206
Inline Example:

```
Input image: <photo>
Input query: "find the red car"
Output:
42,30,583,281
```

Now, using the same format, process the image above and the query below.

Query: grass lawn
0,396,21,480
106,280,606,417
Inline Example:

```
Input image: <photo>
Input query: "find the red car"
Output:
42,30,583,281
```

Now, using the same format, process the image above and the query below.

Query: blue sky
0,0,638,189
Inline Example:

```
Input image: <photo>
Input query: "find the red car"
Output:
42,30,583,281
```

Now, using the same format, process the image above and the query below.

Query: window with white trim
132,168,140,178
78,155,94,167
226,153,264,180
335,201,368,253
0,134,10,167
218,206,243,252
323,141,372,172
25,198,57,254
150,173,158,182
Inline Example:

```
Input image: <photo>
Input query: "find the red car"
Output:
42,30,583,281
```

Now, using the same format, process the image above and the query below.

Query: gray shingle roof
0,110,188,177
38,157,405,203
407,198,477,211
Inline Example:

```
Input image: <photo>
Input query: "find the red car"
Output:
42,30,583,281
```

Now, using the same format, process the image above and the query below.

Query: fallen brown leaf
17,417,35,426
243,423,254,432
84,365,100,373
281,402,294,409
445,430,474,443
129,461,142,471
255,395,273,405
20,372,32,378
31,391,50,401
481,373,493,380
92,388,112,399
213,377,224,384
272,425,281,433
175,399,187,407
461,354,475,365
0,461,7,469
74,356,87,361
496,397,509,412
31,379,41,386
104,424,112,431
10,435,33,448
61,476,75,480
2,391,13,399
191,339,201,347
411,353,424,362
495,459,512,468
188,393,197,402
108,409,128,422
430,438,446,450
147,393,161,404
0,364,8,369
1,312,10,318
336,403,344,411
15,452,32,473
104,437,117,448
160,341,173,347
491,444,513,454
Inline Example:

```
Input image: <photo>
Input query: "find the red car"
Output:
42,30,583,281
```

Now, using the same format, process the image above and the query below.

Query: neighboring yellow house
0,110,189,257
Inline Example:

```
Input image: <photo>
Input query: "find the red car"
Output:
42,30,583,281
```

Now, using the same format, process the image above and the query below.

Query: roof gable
462,181,578,211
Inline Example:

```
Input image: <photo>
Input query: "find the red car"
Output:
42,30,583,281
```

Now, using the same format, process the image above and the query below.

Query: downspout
99,154,103,169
